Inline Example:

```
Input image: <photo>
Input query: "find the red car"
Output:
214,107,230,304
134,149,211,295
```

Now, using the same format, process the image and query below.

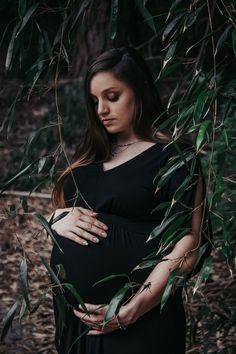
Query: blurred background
0,0,235,353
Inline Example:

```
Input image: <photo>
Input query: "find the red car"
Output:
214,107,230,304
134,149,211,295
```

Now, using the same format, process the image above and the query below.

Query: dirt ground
0,194,235,354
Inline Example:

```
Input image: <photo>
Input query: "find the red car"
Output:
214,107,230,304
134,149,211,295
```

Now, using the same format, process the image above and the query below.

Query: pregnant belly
50,213,159,306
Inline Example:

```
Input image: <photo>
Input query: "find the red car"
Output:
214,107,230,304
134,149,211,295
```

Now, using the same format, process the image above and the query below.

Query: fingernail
103,225,108,230
93,238,100,243
83,240,89,246
102,232,107,237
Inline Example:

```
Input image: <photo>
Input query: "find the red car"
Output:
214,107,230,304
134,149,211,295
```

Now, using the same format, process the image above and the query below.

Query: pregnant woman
50,47,211,353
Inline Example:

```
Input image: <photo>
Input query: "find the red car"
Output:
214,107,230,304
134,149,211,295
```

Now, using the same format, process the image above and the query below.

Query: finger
76,220,107,238
78,207,98,217
71,226,101,244
79,214,108,231
83,303,107,313
62,231,89,246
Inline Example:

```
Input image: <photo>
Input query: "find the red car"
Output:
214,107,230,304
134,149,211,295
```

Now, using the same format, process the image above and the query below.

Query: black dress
50,142,211,354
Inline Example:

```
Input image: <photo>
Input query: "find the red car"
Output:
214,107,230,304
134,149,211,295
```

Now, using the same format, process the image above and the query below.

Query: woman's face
89,71,136,135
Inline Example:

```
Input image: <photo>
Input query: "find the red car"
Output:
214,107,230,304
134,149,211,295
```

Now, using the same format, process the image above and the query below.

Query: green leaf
104,283,133,324
134,0,156,33
162,13,184,42
54,289,66,347
38,157,47,173
6,87,22,137
162,41,178,72
0,300,18,342
193,92,208,123
18,0,26,18
40,256,62,286
160,268,179,312
196,120,211,150
19,298,27,322
232,29,236,57
68,327,90,354
20,196,28,213
5,23,20,72
93,273,129,287
215,25,231,56
56,264,66,280
63,283,87,312
0,160,37,194
161,216,189,245
193,256,212,295
34,212,63,253
183,4,205,32
147,213,180,242
20,259,30,311
30,289,49,314
16,3,40,38
109,0,119,40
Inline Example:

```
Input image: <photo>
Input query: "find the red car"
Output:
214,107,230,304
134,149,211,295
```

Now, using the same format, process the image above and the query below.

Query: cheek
118,96,135,119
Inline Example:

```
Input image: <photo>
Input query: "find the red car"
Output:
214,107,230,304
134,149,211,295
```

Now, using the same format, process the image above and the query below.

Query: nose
97,100,109,116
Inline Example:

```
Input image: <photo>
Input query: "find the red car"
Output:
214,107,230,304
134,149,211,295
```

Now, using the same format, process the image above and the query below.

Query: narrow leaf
196,120,211,150
20,259,30,311
104,283,133,324
31,289,49,314
193,256,212,295
162,14,184,42
93,274,129,287
160,268,179,312
147,213,180,242
215,25,231,55
232,29,236,57
40,256,62,286
34,212,63,253
1,301,18,342
109,0,119,40
5,23,20,71
16,3,40,37
134,0,156,33
63,283,87,312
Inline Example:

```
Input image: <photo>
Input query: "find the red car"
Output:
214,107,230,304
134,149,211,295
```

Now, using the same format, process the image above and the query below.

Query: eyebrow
90,87,119,97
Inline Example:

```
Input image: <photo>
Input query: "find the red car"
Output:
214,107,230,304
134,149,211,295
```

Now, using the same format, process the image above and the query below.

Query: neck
115,132,139,145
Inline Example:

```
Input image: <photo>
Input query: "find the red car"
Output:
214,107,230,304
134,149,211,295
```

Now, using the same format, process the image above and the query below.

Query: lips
101,118,115,125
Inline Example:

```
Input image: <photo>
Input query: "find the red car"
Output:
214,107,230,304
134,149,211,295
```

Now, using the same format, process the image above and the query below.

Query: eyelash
92,94,119,106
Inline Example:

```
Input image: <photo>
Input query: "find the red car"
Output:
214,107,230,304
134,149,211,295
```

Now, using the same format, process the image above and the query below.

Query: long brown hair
52,47,168,208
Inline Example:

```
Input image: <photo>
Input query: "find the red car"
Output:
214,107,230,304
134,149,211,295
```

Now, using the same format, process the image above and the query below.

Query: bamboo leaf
38,157,47,173
18,0,26,18
215,25,231,55
16,2,40,38
93,273,129,287
31,289,49,314
162,41,178,72
160,268,179,312
19,299,27,322
193,92,208,123
193,256,212,295
63,283,87,312
0,300,18,342
54,290,66,347
196,120,211,150
134,0,156,33
147,213,180,242
183,4,205,32
104,283,133,324
109,0,119,40
232,29,236,57
34,212,63,253
20,258,30,311
56,264,66,280
0,160,37,194
5,23,20,72
20,196,28,213
40,256,62,286
162,14,184,42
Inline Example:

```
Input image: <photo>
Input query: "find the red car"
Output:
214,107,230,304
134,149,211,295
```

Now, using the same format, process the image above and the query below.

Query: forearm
128,233,199,319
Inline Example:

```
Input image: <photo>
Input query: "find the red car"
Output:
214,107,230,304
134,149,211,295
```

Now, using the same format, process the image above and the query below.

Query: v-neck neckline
101,143,160,173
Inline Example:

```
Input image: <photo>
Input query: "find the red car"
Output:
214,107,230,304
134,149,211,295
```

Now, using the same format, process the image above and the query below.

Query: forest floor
0,194,236,354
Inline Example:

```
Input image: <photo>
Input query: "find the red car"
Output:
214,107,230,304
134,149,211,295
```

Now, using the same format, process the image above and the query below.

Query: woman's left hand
73,302,138,335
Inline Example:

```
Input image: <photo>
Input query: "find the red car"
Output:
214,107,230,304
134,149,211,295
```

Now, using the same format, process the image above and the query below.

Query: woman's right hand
51,207,108,246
